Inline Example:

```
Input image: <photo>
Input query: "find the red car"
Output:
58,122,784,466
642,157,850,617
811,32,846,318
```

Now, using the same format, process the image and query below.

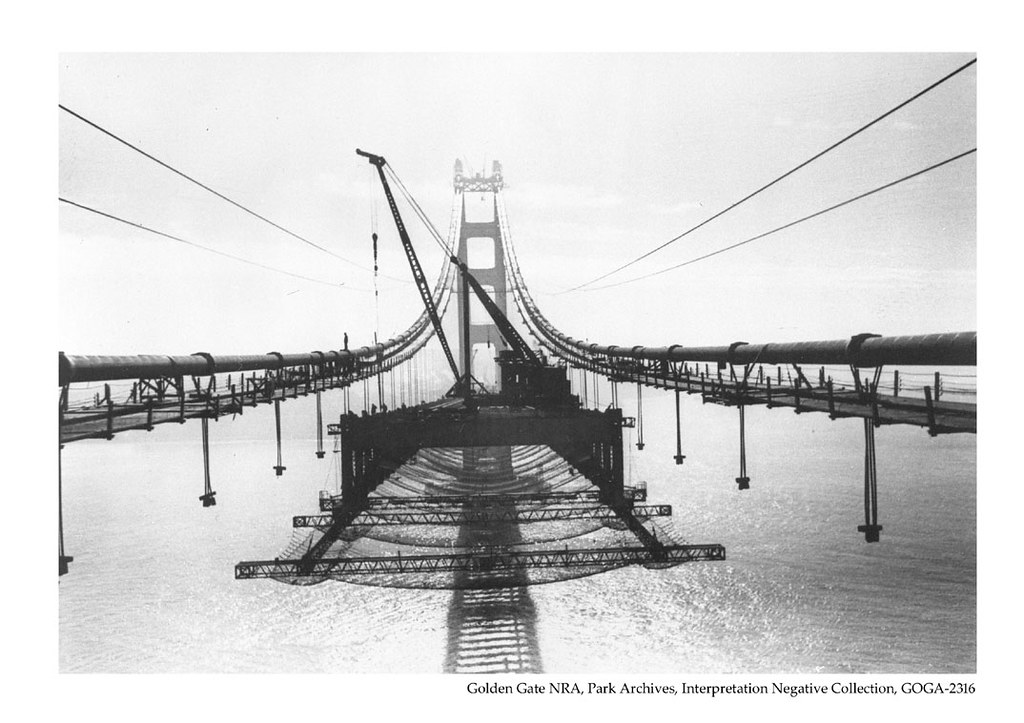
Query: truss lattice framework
317,487,648,512
294,504,671,528
235,543,726,579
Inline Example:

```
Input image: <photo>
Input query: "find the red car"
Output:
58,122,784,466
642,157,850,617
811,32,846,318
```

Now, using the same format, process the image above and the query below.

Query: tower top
454,159,504,193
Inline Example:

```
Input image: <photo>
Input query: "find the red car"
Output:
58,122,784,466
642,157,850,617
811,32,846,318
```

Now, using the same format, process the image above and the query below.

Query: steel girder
293,504,671,528
235,543,726,579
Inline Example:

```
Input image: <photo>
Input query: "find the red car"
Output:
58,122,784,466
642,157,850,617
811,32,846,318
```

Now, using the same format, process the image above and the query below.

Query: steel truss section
525,346,975,435
317,486,648,512
58,255,458,446
500,216,976,436
294,504,671,528
59,343,432,444
679,369,974,435
235,543,726,578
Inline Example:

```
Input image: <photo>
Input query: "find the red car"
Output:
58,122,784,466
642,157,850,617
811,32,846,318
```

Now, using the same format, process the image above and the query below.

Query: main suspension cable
566,57,977,292
582,147,977,291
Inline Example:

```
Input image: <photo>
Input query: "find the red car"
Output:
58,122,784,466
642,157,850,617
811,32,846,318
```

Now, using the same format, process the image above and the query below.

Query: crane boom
450,256,541,367
356,149,462,386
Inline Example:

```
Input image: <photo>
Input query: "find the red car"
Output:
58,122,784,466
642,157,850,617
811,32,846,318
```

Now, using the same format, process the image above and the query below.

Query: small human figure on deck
344,332,349,351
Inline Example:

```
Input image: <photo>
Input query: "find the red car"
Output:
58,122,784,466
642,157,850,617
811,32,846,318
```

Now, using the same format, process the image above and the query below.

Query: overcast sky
58,53,976,355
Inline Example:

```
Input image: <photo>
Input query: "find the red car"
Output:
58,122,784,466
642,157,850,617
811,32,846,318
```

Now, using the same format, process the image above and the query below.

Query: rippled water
59,386,975,673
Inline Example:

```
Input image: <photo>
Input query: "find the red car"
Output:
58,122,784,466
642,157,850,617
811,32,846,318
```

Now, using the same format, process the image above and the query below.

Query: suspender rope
59,387,73,576
59,446,71,573
858,369,883,542
736,403,749,489
673,387,686,465
199,415,217,506
376,336,385,410
735,362,753,489
273,399,286,476
733,359,760,489
636,381,645,450
315,390,325,459
58,447,73,575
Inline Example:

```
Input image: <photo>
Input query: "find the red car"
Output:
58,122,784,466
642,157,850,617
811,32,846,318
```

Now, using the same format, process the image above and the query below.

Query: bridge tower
453,159,508,389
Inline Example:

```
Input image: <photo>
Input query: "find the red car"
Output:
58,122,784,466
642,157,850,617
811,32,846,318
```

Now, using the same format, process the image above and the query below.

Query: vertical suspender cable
858,417,883,541
315,390,325,458
736,404,750,489
59,446,67,571
59,387,73,576
864,419,872,522
376,337,384,409
870,424,879,531
412,354,418,404
58,446,72,575
674,388,686,465
200,415,217,505
273,399,286,476
736,363,753,489
636,381,645,450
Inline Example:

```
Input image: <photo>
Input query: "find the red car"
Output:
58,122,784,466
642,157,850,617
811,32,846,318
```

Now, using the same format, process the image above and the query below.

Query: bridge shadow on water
444,575,543,673
443,447,544,674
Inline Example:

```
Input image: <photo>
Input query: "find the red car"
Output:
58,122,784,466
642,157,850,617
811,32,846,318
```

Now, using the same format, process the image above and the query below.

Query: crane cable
370,167,386,409
371,164,382,334
384,164,454,256
565,57,977,293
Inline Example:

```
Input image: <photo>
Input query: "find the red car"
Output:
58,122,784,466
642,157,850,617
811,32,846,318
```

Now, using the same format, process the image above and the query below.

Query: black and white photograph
17,1,1015,717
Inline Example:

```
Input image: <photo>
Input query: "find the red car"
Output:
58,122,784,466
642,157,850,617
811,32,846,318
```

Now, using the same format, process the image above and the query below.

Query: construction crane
356,149,461,388
356,149,541,401
449,255,541,368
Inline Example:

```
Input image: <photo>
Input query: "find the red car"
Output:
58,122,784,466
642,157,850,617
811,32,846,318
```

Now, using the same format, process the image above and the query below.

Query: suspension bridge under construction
57,59,977,595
